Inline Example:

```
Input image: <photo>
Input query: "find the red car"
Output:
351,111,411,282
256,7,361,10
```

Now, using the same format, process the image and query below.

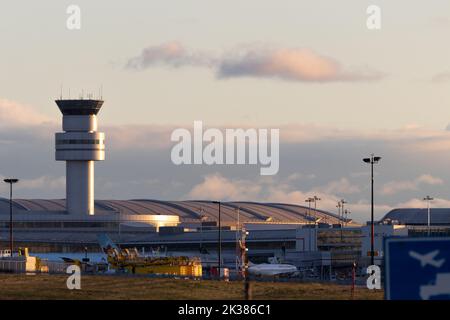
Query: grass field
0,274,384,300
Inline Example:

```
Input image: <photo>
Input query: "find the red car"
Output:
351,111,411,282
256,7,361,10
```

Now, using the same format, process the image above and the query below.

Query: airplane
248,262,298,277
409,250,445,268
60,257,81,264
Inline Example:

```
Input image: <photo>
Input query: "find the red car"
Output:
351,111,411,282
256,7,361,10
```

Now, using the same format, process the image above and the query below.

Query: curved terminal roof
0,198,346,225
382,208,450,225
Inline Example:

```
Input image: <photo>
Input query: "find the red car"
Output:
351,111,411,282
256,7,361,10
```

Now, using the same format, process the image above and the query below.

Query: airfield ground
0,274,383,300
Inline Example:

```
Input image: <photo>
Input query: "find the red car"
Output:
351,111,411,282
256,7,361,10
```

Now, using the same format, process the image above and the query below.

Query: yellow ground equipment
98,235,202,277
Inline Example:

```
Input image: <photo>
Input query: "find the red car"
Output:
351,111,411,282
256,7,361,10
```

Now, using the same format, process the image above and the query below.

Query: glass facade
56,139,103,145
0,221,139,229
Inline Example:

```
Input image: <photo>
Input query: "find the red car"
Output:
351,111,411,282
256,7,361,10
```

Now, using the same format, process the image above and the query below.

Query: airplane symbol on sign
409,250,445,268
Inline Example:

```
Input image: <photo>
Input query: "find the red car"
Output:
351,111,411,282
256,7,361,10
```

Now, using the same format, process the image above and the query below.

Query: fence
43,261,69,274
0,259,26,273
0,258,69,274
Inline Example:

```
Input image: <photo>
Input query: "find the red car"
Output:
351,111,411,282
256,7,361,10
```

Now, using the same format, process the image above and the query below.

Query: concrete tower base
66,161,94,215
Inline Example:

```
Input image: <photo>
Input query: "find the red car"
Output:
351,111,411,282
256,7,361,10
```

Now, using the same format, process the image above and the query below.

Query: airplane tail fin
436,259,445,268
97,234,120,254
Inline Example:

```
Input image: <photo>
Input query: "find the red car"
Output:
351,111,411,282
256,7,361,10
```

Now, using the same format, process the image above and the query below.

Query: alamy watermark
66,265,81,290
366,265,381,290
366,5,381,30
170,121,279,175
66,5,81,30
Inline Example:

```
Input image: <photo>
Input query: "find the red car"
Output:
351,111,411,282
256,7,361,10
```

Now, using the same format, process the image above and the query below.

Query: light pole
199,207,206,253
305,197,314,219
423,196,434,236
213,201,222,279
305,197,314,251
313,196,320,250
340,199,347,242
242,228,252,299
3,178,19,256
344,209,351,227
363,154,381,266
118,210,122,246
235,207,240,273
336,201,342,223
340,199,347,223
313,196,321,213
337,199,346,241
313,196,322,251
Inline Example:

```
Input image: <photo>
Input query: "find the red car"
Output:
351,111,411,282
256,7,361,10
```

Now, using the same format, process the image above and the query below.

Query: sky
1,1,450,223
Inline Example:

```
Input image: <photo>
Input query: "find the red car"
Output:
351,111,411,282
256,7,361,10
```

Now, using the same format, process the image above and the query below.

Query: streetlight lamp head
363,158,371,163
3,178,19,184
373,156,382,162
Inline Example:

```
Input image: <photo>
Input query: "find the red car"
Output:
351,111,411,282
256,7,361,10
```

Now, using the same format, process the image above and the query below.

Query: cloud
380,174,443,195
126,41,215,70
4,96,450,156
3,97,450,156
3,97,450,223
18,176,65,190
105,124,176,150
0,175,65,192
185,173,450,223
184,173,392,222
185,172,334,205
315,178,361,195
282,123,450,153
415,174,444,185
285,173,316,182
126,42,385,83
397,197,450,208
217,46,385,82
0,98,57,145
187,173,262,200
432,72,450,83
430,17,450,27
0,98,54,127
104,121,450,153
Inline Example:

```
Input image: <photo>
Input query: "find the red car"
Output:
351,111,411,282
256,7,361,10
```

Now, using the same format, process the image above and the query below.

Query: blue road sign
385,237,450,300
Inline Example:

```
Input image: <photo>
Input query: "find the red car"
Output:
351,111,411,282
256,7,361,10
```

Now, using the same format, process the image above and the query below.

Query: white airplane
409,250,445,268
248,263,298,277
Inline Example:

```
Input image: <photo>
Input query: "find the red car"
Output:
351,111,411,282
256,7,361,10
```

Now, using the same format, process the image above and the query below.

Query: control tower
55,99,105,215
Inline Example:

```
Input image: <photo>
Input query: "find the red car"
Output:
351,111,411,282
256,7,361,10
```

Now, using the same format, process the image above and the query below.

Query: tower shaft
66,160,94,215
